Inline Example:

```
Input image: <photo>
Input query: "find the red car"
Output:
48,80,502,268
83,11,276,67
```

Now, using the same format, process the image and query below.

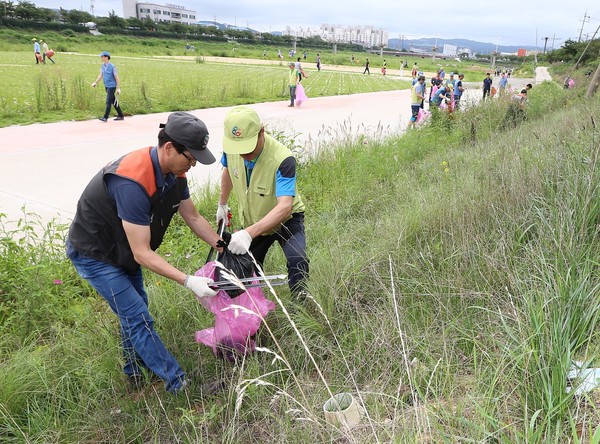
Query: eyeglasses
180,151,196,165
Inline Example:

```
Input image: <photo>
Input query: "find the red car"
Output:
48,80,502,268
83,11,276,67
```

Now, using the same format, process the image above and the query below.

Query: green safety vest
226,135,304,235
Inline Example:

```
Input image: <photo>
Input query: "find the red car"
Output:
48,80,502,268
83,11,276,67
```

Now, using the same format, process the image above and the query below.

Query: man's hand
116,88,121,95
228,229,252,254
216,203,229,227
184,275,217,300
91,82,97,87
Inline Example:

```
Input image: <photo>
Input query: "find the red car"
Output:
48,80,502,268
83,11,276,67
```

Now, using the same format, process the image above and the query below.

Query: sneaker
288,104,294,107
99,117,108,122
114,116,124,121
171,378,190,395
200,378,227,395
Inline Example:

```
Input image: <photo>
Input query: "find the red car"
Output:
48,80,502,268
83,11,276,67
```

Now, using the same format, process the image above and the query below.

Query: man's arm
122,221,188,284
178,198,221,248
245,195,293,239
92,68,102,87
113,71,121,94
219,167,233,206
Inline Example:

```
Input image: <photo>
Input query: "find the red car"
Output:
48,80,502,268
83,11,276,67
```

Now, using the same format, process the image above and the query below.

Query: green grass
0,51,410,127
1,72,599,442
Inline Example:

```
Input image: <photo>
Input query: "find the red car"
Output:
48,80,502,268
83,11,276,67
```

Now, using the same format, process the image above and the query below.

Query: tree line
1,0,365,51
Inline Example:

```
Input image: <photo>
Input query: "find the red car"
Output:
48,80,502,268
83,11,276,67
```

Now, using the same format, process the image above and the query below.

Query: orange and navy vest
68,147,187,274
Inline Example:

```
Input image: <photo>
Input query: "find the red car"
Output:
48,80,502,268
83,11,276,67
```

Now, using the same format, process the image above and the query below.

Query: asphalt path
0,64,550,231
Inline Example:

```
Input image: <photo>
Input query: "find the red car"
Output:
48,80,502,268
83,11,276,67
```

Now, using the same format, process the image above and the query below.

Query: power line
578,11,589,42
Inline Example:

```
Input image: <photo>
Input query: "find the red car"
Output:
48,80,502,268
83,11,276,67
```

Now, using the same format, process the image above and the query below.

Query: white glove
228,229,252,254
184,275,217,300
216,203,229,227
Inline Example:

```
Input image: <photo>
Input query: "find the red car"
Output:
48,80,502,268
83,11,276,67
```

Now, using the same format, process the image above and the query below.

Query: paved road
0,67,550,231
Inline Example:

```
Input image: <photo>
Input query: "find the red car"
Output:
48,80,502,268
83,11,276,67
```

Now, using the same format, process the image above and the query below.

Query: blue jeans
249,212,309,293
104,87,124,119
67,245,185,392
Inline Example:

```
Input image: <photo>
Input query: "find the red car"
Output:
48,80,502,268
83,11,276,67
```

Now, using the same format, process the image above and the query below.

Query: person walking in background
381,59,387,75
446,72,456,89
288,62,298,107
217,106,309,295
92,51,125,122
482,72,493,100
498,73,508,96
32,38,41,64
67,112,222,394
411,63,418,78
363,58,370,75
40,39,55,64
454,73,465,109
316,53,321,71
410,75,426,127
295,57,307,83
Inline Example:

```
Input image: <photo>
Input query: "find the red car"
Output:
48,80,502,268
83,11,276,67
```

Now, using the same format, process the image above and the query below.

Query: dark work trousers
249,212,308,294
104,87,124,119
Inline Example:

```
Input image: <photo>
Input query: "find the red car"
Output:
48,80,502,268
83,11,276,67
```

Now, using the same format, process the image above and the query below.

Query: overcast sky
32,0,600,47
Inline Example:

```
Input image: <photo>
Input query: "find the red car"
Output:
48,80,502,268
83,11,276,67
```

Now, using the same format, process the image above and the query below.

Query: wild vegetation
1,53,599,443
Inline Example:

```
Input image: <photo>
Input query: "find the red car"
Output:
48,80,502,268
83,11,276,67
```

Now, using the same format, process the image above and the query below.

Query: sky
31,0,600,48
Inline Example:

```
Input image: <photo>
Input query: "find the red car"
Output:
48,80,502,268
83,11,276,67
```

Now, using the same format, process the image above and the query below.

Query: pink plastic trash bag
194,261,276,361
295,82,308,107
416,108,430,124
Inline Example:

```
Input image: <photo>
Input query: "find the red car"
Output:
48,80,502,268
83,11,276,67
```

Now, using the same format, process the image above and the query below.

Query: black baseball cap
159,112,215,165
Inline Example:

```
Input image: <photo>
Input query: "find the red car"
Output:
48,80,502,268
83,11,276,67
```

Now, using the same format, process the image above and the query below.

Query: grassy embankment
1,63,598,443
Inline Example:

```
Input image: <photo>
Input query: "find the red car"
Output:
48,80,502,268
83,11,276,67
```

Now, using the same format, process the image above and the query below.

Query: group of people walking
32,37,55,64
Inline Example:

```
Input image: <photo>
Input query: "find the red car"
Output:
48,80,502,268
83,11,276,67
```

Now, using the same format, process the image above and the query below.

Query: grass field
1,79,598,443
1,28,598,443
0,51,410,127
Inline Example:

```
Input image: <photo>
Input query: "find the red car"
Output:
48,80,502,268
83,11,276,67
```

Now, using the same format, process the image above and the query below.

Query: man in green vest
217,106,309,295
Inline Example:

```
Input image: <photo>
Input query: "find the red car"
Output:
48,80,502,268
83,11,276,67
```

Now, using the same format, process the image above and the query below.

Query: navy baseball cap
99,51,110,57
159,112,215,165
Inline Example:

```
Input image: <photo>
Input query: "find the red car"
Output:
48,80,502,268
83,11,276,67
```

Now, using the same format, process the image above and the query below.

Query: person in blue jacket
92,51,125,122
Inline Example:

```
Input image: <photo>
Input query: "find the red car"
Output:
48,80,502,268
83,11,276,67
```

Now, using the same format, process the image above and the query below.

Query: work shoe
99,117,108,122
114,116,124,121
200,378,228,396
171,378,191,395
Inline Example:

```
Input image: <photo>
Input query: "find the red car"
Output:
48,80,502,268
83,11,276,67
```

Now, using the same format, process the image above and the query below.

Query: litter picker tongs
210,273,288,292
210,261,288,292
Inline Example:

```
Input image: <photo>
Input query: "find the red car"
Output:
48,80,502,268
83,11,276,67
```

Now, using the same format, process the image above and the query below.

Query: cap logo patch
231,126,242,138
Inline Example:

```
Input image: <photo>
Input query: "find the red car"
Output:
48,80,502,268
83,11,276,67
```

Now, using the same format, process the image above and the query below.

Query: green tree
62,8,93,24
125,17,143,29
2,1,16,18
106,9,125,28
14,0,37,20
37,7,58,22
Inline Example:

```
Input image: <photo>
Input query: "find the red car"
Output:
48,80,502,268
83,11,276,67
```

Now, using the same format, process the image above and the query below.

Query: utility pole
90,0,95,16
578,11,589,42
542,36,549,54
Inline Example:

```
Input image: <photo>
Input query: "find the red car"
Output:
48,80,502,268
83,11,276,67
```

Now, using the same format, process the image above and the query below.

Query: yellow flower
442,161,448,166
444,168,450,173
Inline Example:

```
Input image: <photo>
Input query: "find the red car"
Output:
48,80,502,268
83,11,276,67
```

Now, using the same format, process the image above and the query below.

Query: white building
122,0,196,25
442,44,457,57
285,24,389,48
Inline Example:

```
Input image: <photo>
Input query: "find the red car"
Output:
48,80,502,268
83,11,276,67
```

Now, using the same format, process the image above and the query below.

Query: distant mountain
195,20,257,33
388,37,537,54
